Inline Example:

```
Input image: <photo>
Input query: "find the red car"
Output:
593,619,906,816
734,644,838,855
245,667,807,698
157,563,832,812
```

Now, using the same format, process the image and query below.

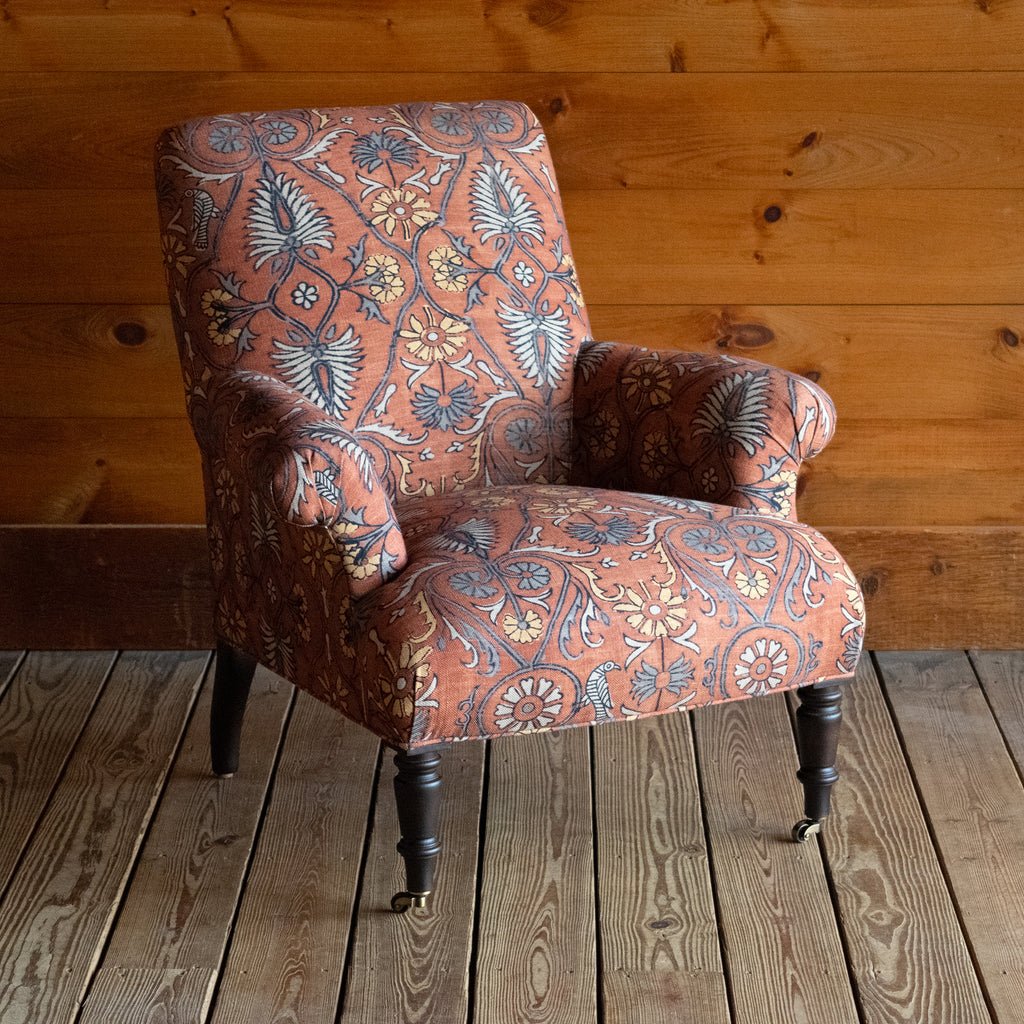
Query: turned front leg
391,747,445,912
793,682,844,841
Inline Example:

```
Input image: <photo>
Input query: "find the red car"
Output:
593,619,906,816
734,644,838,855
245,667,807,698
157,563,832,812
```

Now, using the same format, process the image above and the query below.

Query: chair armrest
195,370,407,593
570,340,836,520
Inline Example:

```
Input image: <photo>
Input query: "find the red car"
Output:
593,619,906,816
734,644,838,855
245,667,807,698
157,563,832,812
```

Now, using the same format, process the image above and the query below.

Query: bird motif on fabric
186,188,221,249
584,660,618,722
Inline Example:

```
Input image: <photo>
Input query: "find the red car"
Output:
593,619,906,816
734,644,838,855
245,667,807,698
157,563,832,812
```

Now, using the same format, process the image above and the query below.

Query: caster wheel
390,891,428,914
792,818,821,843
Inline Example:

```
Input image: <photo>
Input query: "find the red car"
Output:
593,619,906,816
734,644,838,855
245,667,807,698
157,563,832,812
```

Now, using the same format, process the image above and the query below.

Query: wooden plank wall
1,1,1022,648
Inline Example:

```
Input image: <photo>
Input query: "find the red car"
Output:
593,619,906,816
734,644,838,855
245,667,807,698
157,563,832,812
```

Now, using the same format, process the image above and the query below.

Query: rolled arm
571,340,837,520
194,370,407,594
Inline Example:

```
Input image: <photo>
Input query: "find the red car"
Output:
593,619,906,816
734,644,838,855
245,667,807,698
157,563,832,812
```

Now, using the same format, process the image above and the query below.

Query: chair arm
570,340,837,520
194,370,407,593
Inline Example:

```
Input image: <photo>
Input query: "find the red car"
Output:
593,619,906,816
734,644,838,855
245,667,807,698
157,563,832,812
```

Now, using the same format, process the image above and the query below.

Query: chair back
155,102,591,499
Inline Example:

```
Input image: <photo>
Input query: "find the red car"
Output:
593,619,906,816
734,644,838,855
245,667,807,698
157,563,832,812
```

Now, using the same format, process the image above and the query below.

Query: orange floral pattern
155,102,863,750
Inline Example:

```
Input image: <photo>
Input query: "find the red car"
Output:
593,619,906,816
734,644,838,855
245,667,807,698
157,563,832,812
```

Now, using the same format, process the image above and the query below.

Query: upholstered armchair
155,102,864,913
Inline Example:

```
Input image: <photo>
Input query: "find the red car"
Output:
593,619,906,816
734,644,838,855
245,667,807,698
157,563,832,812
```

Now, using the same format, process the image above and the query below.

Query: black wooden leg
211,639,257,777
391,747,444,913
792,681,844,842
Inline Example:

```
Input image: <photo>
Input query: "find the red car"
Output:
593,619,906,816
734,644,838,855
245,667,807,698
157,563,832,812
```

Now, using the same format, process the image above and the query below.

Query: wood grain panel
3,0,1023,72
5,72,1024,191
7,303,1022,421
1,304,185,418
878,651,1024,1022
0,651,207,1024
694,694,859,1024
802,419,1024,527
0,417,204,524
565,188,1024,306
475,728,598,1024
816,659,991,1024
0,525,217,650
7,187,1020,306
594,716,729,1024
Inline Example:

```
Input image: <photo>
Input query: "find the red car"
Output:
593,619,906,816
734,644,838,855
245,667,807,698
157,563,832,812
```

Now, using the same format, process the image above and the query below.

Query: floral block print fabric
155,101,863,750
572,340,836,522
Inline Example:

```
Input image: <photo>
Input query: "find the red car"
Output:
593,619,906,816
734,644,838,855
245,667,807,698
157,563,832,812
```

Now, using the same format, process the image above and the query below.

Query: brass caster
391,891,429,914
792,818,822,843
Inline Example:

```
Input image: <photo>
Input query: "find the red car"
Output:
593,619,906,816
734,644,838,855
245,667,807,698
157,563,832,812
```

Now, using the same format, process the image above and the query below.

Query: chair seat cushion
353,485,863,747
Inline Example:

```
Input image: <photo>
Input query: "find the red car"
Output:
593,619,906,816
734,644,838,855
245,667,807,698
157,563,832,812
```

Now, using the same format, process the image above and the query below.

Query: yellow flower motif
302,529,342,576
586,409,620,459
363,253,405,303
400,307,469,362
502,608,544,643
201,288,241,347
622,360,672,407
770,470,798,496
369,187,437,239
735,569,771,600
615,582,688,638
214,465,239,513
161,233,195,277
639,430,670,479
427,245,469,292
343,548,382,581
381,643,431,720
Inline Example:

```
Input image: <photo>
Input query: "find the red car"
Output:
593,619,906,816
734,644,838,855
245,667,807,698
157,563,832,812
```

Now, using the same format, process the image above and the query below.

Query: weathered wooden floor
0,649,1022,1023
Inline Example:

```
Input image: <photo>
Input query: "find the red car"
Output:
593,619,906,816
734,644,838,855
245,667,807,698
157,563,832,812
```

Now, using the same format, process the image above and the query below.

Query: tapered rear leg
792,682,844,842
391,747,445,913
211,639,257,777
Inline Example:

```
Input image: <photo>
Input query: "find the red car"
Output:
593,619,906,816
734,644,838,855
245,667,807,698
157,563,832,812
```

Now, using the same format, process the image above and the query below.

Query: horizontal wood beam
4,4,1023,73
1,525,1020,652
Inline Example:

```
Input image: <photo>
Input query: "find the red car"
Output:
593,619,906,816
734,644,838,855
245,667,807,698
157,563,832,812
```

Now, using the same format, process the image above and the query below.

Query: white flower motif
733,638,789,695
513,260,536,286
247,170,335,269
291,281,319,309
494,676,563,734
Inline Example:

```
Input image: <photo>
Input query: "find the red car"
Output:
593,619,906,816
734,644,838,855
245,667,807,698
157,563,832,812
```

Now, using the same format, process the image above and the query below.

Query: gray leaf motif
469,161,544,246
497,298,573,388
272,324,362,419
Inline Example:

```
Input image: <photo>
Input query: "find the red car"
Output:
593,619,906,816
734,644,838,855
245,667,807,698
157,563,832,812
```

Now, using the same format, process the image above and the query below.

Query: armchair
155,102,864,913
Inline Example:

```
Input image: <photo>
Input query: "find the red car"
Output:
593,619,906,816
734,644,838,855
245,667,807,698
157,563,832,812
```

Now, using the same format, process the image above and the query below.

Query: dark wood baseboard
1,525,1020,650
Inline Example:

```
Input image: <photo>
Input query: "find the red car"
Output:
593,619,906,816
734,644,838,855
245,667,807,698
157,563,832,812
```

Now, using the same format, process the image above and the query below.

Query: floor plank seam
871,652,1001,1024
688,712,738,1024
465,739,492,1024
0,650,27,704
334,738,386,1024
588,728,606,1024
967,650,1024,795
202,683,299,1024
